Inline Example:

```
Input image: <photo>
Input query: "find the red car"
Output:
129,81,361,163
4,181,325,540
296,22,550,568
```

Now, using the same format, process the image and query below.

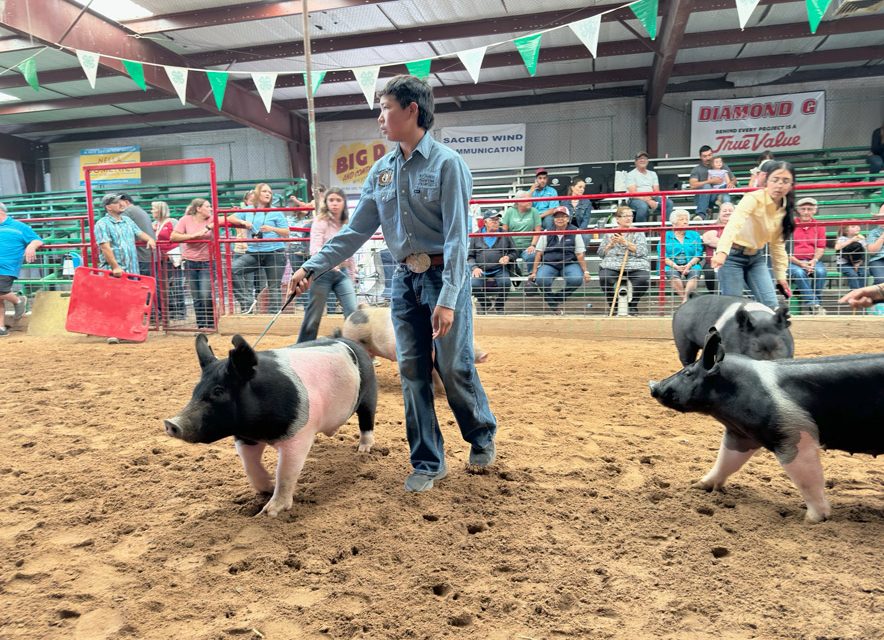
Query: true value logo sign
690,91,825,154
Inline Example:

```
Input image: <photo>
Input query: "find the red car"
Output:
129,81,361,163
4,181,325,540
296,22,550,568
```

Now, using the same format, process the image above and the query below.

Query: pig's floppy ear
701,329,725,371
735,307,754,331
775,305,791,328
196,334,217,370
227,334,258,381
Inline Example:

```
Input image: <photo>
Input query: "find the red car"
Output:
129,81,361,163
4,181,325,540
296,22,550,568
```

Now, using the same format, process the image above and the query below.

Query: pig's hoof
251,479,275,494
804,509,830,524
357,430,374,453
692,479,725,492
260,497,293,518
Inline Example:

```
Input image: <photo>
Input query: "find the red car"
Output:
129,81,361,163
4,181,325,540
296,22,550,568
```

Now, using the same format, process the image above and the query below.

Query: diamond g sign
690,91,825,154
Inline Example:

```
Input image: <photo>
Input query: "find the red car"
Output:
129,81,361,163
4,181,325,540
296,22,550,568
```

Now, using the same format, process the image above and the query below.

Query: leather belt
402,253,444,273
730,245,758,256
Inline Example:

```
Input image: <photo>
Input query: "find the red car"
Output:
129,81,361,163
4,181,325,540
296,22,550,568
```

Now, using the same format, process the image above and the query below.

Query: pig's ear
735,307,754,331
196,334,217,370
701,329,725,371
227,335,258,381
775,305,791,328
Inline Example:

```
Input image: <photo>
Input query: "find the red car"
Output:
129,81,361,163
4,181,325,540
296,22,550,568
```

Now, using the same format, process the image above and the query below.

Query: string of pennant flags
12,0,834,113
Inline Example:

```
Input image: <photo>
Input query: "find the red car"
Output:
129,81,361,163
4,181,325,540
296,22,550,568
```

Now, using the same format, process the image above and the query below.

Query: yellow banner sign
79,145,142,186
330,140,388,190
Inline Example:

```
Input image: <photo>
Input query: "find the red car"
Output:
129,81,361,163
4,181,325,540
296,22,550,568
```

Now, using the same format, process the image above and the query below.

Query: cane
253,269,313,348
608,246,630,318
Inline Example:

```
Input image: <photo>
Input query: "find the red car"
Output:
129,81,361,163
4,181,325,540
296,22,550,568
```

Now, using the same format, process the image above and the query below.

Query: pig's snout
164,417,184,439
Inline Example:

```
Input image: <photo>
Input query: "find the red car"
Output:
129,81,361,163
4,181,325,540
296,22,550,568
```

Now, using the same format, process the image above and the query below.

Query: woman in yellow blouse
710,161,797,309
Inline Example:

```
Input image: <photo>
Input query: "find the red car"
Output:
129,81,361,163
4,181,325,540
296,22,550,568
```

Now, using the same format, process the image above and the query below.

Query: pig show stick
608,246,630,318
252,269,315,348
252,292,297,348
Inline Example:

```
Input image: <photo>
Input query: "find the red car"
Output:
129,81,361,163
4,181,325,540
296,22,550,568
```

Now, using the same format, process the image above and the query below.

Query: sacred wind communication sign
79,146,142,186
440,124,526,170
690,91,825,155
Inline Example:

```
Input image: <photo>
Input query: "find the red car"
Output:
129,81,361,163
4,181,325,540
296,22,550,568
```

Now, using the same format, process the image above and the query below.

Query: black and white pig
650,330,883,523
672,294,793,366
164,334,377,517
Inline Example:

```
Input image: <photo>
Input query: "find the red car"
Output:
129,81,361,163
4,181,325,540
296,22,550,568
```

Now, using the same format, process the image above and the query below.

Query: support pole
302,0,321,212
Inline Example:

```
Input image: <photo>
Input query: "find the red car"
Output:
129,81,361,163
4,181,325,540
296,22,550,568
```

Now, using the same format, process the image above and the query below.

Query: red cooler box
65,267,155,342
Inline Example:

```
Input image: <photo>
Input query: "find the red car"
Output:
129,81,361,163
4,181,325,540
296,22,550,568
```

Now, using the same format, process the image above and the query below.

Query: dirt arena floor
1,330,882,640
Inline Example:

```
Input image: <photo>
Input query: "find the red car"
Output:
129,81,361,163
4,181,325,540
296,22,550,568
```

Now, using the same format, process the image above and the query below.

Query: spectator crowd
2,139,883,334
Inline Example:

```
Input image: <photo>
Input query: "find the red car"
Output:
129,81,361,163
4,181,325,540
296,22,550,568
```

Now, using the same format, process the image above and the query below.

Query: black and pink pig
164,334,377,517
650,330,883,523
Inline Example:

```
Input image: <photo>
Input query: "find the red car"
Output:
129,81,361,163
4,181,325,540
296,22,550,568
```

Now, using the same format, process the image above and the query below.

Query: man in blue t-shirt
529,168,561,230
0,203,43,336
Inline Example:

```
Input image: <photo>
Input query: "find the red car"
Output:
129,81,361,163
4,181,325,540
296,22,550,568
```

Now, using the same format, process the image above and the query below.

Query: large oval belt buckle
404,253,431,273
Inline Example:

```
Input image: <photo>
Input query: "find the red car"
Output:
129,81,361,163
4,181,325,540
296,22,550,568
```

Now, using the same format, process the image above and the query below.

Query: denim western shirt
302,132,472,309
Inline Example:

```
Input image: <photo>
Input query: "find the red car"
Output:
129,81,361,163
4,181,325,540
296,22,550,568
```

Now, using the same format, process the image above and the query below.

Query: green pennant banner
405,59,432,80
513,33,542,77
630,0,658,40
18,58,39,92
805,0,832,34
206,71,228,110
303,70,326,95
122,59,147,90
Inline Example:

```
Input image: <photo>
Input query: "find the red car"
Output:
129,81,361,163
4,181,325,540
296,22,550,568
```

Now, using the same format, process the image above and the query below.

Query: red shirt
791,217,827,261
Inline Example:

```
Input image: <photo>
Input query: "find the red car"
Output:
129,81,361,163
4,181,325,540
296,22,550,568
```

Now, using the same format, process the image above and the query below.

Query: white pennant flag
251,72,278,112
76,49,100,89
457,46,487,84
164,66,189,105
569,15,602,58
735,0,761,30
353,65,380,108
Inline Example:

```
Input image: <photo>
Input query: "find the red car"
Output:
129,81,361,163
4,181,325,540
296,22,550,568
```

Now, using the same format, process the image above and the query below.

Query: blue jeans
628,196,673,223
519,248,540,275
694,185,731,219
718,249,778,309
296,269,358,343
870,258,884,284
839,264,866,291
788,262,827,307
391,265,496,474
233,250,286,313
184,260,214,329
470,268,511,311
535,262,585,311
868,154,883,176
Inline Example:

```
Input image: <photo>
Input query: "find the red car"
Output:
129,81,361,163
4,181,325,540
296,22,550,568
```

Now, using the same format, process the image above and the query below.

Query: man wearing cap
528,205,590,314
529,168,560,230
0,202,43,337
95,194,156,277
787,196,828,315
469,211,517,314
626,152,673,223
118,194,156,276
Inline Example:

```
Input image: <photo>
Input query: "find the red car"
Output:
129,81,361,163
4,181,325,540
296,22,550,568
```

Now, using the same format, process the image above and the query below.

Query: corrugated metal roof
0,0,879,140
